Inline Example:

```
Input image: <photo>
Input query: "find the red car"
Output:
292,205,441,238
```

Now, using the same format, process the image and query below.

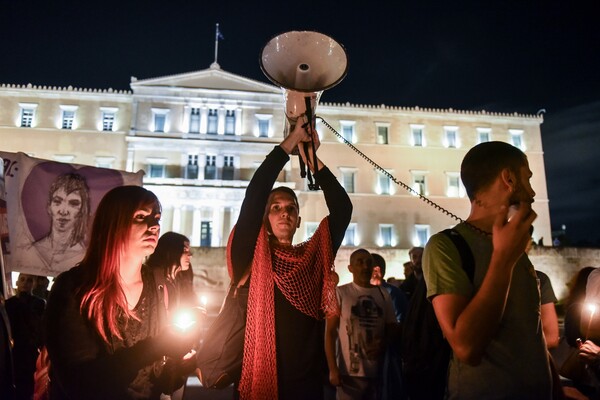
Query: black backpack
400,228,475,400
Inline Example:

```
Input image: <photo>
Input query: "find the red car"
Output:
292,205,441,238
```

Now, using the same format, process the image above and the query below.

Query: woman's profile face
49,188,83,233
180,241,192,270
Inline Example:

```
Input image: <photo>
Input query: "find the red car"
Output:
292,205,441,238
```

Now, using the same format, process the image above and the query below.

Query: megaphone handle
298,153,307,178
302,142,320,191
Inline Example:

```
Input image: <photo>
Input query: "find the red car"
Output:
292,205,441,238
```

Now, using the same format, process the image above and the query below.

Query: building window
19,104,37,127
446,172,464,197
340,168,356,193
376,124,389,144
149,164,165,178
377,170,392,195
305,222,318,241
340,121,356,143
477,128,491,143
207,109,218,134
186,155,199,179
59,105,78,130
62,110,74,129
343,223,357,246
411,172,427,196
101,111,115,131
189,108,201,133
225,110,235,135
223,155,235,180
410,124,424,147
256,114,272,137
95,156,115,169
378,224,393,247
414,225,430,247
205,155,216,180
200,221,212,247
510,129,525,150
152,108,169,133
444,126,458,148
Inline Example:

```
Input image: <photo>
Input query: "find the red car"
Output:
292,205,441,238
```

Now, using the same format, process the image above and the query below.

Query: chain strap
317,116,491,237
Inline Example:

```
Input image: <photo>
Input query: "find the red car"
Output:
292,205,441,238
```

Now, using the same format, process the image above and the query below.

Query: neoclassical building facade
0,64,552,275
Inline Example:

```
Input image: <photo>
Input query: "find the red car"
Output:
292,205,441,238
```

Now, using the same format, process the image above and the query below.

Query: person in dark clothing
44,186,201,400
1,291,16,400
229,120,352,400
146,231,198,311
5,273,45,400
399,247,423,300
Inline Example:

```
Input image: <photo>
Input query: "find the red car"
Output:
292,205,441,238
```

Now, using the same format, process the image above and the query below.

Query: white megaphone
260,31,348,146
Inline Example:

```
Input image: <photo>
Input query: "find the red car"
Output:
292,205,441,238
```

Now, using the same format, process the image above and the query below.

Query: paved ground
180,377,234,400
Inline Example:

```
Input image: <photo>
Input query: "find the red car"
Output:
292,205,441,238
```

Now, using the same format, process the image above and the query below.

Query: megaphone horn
260,31,348,142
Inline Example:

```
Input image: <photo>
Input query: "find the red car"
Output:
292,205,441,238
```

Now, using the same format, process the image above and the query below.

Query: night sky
1,0,599,246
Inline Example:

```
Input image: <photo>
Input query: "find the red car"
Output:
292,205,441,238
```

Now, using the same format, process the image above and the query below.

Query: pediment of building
130,64,280,94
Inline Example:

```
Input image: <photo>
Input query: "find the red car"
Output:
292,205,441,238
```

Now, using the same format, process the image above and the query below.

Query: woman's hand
280,116,314,154
579,340,600,365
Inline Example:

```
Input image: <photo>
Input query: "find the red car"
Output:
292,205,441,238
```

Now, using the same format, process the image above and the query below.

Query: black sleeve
230,146,290,283
564,303,582,348
314,166,352,254
45,269,165,399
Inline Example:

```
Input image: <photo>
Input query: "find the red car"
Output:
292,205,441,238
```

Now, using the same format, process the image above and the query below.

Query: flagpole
214,23,219,65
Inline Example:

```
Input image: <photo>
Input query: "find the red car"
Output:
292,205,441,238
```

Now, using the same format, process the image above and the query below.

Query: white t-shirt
336,282,396,378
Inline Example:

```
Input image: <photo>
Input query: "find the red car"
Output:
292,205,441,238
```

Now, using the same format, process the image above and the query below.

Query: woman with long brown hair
146,231,198,312
44,185,199,399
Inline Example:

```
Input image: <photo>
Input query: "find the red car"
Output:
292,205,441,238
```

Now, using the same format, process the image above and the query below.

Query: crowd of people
1,117,599,400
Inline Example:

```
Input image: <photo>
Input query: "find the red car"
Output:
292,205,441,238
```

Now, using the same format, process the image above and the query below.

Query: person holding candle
146,231,199,312
562,266,599,397
44,186,201,400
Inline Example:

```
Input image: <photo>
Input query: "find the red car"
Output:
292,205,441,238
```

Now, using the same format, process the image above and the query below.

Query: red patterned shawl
227,218,339,400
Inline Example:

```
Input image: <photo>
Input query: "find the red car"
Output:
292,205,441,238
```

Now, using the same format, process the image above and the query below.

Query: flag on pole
216,23,224,40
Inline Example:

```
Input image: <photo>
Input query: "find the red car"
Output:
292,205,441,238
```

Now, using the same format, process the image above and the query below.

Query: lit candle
585,303,597,340
173,309,196,332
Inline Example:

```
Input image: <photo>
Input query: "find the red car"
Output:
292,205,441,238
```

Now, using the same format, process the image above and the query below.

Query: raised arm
229,146,289,283
315,166,352,253
297,124,352,253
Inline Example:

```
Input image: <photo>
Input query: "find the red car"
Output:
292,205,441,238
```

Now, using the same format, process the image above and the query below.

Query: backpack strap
440,228,475,283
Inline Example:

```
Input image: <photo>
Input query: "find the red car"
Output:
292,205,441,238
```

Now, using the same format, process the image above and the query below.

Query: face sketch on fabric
30,172,91,272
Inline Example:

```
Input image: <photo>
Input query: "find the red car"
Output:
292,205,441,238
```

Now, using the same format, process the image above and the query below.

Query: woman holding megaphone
228,120,352,400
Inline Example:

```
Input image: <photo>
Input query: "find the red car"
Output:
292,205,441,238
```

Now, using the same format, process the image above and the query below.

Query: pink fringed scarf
227,219,339,400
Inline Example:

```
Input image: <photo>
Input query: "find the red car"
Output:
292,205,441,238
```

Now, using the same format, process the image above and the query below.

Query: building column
212,206,224,247
191,207,201,247
172,206,182,233
182,105,190,134
235,107,242,136
217,107,225,135
200,107,208,134
126,148,135,172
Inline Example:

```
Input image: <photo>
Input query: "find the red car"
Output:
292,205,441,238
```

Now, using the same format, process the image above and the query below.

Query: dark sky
1,0,599,246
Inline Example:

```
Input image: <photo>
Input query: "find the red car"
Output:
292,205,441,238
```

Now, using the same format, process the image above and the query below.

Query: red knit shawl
227,218,339,400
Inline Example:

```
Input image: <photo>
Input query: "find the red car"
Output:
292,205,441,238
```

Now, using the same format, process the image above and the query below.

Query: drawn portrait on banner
24,173,90,273
0,151,144,277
